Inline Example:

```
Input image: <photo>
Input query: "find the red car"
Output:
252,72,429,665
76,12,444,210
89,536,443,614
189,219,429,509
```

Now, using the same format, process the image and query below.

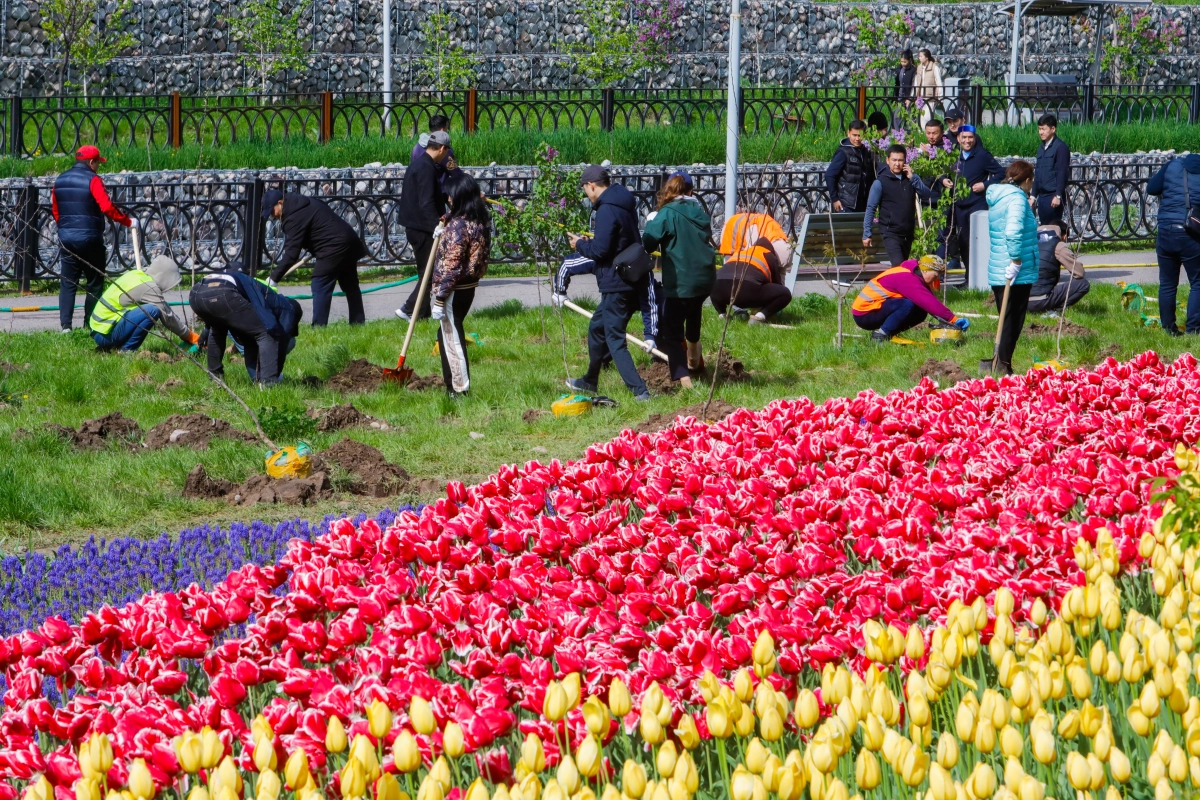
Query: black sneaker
870,330,890,343
633,392,652,402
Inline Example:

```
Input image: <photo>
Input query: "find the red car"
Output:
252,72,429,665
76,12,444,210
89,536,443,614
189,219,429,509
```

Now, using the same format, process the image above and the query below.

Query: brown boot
687,341,704,371
679,376,694,389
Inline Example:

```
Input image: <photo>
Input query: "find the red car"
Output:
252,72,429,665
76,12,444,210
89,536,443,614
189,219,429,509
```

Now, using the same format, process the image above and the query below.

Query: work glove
642,338,656,354
129,218,140,230
551,293,566,309
430,302,446,321
187,344,200,355
1005,261,1021,282
183,330,200,345
645,211,658,222
953,317,970,331
265,278,278,289
433,222,446,239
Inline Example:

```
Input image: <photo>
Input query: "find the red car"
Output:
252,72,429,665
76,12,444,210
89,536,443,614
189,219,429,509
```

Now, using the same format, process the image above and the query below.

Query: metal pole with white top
1007,0,1021,126
724,0,741,222
383,0,393,132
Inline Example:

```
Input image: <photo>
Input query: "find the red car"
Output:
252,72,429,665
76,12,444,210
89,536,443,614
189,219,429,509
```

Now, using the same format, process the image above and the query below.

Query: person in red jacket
52,145,135,332
852,256,969,342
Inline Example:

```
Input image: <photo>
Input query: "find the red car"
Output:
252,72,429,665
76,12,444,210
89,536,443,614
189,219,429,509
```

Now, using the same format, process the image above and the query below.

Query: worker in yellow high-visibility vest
90,256,199,352
852,255,969,343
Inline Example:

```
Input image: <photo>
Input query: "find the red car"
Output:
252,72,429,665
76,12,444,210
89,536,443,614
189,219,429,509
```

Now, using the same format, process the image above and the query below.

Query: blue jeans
92,304,160,351
853,297,927,336
1157,224,1200,334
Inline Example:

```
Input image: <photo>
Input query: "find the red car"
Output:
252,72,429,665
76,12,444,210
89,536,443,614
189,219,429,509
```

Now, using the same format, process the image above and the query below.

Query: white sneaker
394,308,411,322
748,313,768,326
60,327,71,334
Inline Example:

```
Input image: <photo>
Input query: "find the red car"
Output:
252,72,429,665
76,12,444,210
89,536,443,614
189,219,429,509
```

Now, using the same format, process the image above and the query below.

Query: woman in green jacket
642,172,716,388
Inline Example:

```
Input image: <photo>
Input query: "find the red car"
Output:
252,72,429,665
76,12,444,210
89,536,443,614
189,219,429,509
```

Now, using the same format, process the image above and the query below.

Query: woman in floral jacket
431,172,490,398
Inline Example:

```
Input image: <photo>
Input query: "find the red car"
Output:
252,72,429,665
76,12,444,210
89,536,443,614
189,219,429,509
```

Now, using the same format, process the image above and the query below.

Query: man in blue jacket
1147,154,1200,335
189,261,303,385
551,165,651,401
940,126,1004,282
1033,114,1070,226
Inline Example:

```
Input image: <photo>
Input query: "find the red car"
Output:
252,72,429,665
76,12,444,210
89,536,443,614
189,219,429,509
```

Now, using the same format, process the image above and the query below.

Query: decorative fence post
601,87,615,132
15,182,37,293
8,96,22,157
169,92,182,148
319,91,333,144
465,88,477,133
970,84,983,127
245,178,265,277
1083,81,1095,124
1190,82,1200,125
856,86,867,121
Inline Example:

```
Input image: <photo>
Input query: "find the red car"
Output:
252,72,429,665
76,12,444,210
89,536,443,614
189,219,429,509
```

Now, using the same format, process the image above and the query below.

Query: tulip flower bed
2,351,1200,800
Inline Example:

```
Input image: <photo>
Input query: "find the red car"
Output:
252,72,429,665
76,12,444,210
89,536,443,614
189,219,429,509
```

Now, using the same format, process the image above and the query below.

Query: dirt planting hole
327,359,385,392
45,412,142,450
913,359,970,385
635,399,739,435
308,404,388,432
322,438,410,498
145,414,257,450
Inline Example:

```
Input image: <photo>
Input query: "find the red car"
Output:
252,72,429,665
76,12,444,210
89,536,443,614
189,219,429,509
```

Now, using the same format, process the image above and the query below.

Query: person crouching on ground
552,165,652,401
189,261,302,385
864,144,933,267
711,210,793,324
984,160,1039,376
430,172,491,400
642,171,715,389
1028,220,1089,314
90,255,200,353
853,255,969,342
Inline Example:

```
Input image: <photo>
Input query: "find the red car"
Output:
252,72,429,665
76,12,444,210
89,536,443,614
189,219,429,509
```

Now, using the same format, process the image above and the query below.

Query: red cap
76,145,106,162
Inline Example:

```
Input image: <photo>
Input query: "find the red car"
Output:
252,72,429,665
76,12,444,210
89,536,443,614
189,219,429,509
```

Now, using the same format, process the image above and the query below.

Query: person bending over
710,211,793,324
853,255,969,342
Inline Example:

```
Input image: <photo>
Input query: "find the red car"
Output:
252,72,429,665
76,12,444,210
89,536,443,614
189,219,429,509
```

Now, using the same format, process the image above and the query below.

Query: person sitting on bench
852,255,969,343
1028,220,1090,314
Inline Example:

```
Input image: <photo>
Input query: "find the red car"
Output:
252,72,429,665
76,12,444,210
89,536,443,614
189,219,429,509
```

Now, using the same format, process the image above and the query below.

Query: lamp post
724,0,741,222
383,0,393,131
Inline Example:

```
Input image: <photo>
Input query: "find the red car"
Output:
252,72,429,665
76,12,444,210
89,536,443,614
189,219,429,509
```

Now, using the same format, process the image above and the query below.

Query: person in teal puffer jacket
984,160,1038,376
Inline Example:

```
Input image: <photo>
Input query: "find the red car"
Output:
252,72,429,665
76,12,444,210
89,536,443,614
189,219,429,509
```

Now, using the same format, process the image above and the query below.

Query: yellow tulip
609,678,632,717
795,689,819,729
623,759,647,799
561,673,581,711
810,741,836,775
1129,705,1155,736
429,757,452,793
326,716,348,754
418,776,444,800
898,744,929,787
707,698,733,739
579,696,609,738
776,764,806,800
254,735,277,772
393,732,421,774
127,759,154,800
675,751,700,794
74,779,101,800
518,774,541,800
175,733,203,775
1094,726,1113,762
640,710,665,745
359,700,390,741
731,771,756,800
734,703,755,738
745,738,769,774
1149,753,1167,786
970,763,997,800
973,720,997,754
342,759,368,800
1170,747,1189,783
862,713,884,752
760,706,783,742
200,728,223,770
1004,757,1026,793
521,734,546,774
377,775,404,800
998,725,1022,759
442,723,464,759
753,630,775,666
674,713,700,750
928,764,955,800
1155,778,1173,800
409,696,436,735
285,749,311,789
1058,709,1081,739
24,778,52,800
543,683,568,723
1031,731,1055,765
934,732,958,769
955,703,976,742
557,755,581,795
652,781,672,800
186,789,209,800
351,735,380,782
462,780,487,800
541,779,565,800
258,770,282,800
825,777,848,800
1030,598,1048,626
905,626,925,660
652,740,676,779
855,750,880,791
211,756,239,798
1066,752,1090,790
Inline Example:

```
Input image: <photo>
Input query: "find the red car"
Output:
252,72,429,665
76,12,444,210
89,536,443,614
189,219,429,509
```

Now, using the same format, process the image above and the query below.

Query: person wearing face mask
984,160,1039,376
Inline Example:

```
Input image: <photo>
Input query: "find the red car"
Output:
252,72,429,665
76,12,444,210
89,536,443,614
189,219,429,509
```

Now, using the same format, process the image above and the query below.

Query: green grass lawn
0,121,1188,179
0,281,1189,546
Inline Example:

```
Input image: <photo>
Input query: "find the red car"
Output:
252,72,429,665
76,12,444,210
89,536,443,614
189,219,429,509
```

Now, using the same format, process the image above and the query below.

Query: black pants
401,228,436,319
989,283,1032,369
1157,224,1200,334
437,288,475,393
880,229,913,267
584,291,648,396
1036,194,1064,226
311,259,365,326
1028,277,1090,314
853,297,928,336
190,280,286,384
710,275,792,318
58,237,107,330
659,295,706,380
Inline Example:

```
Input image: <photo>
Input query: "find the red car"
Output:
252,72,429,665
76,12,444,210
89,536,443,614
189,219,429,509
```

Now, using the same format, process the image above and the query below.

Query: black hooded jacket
574,183,644,294
270,193,368,283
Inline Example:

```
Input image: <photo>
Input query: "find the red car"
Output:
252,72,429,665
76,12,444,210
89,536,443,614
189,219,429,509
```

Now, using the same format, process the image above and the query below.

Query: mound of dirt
639,362,679,395
308,404,388,432
136,350,177,363
327,359,385,392
46,412,143,450
406,374,445,392
696,352,750,383
639,352,750,394
230,472,332,506
635,399,739,435
145,413,257,450
1027,320,1095,337
523,409,545,423
322,438,409,497
913,358,970,385
181,464,235,499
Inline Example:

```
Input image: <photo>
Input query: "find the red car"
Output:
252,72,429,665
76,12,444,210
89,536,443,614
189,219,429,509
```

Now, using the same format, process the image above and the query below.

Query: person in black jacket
940,125,1004,281
825,120,873,212
863,145,933,266
1147,154,1200,335
551,165,651,401
895,50,917,102
263,189,368,327
396,130,452,321
1033,113,1070,226
190,261,303,385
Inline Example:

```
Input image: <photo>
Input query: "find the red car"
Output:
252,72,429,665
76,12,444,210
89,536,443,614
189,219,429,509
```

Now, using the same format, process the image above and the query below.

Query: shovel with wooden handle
990,278,1014,374
383,230,443,384
562,299,670,361
130,222,145,271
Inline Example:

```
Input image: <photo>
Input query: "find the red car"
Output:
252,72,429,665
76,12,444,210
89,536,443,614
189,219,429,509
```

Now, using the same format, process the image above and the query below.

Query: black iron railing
0,158,1167,283
3,84,1198,158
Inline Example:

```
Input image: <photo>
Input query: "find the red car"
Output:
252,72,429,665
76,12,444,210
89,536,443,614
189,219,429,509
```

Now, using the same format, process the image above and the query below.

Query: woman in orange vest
852,255,969,342
710,211,793,324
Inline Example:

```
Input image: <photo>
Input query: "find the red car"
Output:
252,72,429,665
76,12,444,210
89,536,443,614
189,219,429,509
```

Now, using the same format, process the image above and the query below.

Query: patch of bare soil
181,464,235,499
181,464,333,506
327,359,385,392
322,438,410,497
522,409,546,424
136,350,178,363
913,358,970,385
640,351,751,395
308,404,388,432
0,362,28,373
634,399,739,435
145,413,257,450
639,362,679,395
1096,343,1121,361
45,412,142,450
406,373,445,392
1026,320,1095,337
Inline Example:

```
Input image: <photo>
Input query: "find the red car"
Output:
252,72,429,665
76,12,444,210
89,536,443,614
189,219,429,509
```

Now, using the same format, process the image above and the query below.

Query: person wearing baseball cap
52,145,136,332
395,129,452,321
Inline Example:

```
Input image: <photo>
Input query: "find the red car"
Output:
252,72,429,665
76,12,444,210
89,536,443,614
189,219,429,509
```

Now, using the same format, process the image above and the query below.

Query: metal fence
4,84,1199,157
0,159,1167,284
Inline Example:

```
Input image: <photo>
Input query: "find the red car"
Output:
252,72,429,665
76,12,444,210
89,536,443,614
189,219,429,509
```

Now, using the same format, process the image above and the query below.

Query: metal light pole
383,0,393,132
1007,0,1021,126
724,0,741,222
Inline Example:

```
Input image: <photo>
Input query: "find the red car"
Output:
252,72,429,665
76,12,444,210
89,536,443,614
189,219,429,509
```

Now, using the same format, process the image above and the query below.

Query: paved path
0,251,1158,334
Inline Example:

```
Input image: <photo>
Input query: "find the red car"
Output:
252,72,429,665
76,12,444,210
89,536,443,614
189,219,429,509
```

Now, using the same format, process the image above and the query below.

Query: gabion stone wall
2,0,1197,95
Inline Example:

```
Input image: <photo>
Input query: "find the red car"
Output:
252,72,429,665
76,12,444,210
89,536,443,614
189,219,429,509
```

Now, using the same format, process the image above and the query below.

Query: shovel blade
381,355,414,385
